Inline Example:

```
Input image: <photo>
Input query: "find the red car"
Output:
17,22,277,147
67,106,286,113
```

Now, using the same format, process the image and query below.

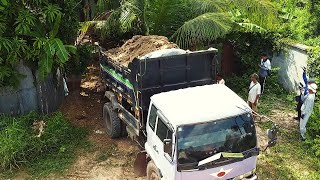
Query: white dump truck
100,48,277,180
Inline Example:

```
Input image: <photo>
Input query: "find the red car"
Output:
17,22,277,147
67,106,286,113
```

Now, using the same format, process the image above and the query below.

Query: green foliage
53,0,81,44
225,31,283,74
0,0,77,87
173,13,233,49
85,0,279,49
0,112,87,173
272,0,320,45
66,44,94,76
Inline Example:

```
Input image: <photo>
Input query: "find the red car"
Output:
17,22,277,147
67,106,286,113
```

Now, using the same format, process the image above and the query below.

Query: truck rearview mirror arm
163,139,173,156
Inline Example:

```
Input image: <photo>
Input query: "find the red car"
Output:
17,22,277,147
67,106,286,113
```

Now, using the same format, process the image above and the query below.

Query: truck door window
156,118,173,142
149,105,157,131
156,117,173,156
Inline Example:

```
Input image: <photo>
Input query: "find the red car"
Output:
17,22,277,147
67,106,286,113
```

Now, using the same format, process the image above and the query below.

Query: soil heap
105,35,178,66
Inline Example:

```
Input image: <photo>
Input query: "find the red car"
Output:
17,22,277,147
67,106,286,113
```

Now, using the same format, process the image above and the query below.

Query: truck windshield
177,113,257,166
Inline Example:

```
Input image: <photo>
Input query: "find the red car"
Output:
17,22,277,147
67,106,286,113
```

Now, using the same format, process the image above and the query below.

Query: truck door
146,104,175,179
153,114,175,179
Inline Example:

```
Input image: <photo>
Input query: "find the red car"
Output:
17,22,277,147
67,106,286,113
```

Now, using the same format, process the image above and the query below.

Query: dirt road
59,63,144,180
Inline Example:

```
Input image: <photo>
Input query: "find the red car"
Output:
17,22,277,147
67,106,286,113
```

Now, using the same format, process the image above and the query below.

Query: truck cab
145,84,258,180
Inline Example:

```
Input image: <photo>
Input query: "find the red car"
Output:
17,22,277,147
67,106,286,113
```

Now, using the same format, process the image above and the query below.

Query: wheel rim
150,170,159,180
104,108,111,132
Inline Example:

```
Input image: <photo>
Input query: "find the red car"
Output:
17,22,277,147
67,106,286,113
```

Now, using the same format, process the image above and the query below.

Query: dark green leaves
172,13,233,49
0,1,77,86
37,38,74,79
49,13,62,39
0,0,8,11
51,38,70,64
14,9,36,34
44,4,62,23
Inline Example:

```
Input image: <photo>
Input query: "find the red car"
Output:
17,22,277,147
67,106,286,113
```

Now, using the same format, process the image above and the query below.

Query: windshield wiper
198,152,244,167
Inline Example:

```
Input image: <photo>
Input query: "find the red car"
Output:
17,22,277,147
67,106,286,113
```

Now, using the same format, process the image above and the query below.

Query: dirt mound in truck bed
105,35,178,66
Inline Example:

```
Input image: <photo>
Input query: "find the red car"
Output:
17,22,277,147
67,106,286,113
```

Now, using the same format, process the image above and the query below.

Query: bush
0,112,87,172
226,68,286,96
66,44,94,76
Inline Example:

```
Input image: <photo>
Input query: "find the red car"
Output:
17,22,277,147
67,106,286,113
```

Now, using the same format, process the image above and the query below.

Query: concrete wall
0,62,64,115
272,44,309,92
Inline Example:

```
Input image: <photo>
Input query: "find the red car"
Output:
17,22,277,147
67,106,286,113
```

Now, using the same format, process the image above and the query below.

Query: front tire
103,102,121,138
147,160,161,180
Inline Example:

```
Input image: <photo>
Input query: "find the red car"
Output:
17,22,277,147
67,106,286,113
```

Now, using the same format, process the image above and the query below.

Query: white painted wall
272,44,309,92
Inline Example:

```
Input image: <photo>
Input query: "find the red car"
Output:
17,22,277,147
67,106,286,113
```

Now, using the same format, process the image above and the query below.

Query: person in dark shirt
258,53,271,94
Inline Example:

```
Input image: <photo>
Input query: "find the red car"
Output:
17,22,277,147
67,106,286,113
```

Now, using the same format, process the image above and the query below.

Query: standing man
259,53,271,94
216,73,225,85
300,83,317,140
248,73,261,113
294,67,316,120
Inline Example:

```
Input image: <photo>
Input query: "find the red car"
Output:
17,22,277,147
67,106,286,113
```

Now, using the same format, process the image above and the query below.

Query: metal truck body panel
100,49,217,134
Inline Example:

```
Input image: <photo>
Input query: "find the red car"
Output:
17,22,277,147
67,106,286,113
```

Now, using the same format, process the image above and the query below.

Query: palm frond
237,22,266,33
172,13,233,49
228,0,278,29
118,0,146,32
147,0,190,36
188,0,227,16
97,0,109,14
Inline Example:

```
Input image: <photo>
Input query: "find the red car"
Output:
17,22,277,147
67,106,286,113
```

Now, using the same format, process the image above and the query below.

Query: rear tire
147,160,161,180
103,102,121,138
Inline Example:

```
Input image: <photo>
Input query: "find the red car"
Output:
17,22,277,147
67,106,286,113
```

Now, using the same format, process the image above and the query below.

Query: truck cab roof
150,84,251,128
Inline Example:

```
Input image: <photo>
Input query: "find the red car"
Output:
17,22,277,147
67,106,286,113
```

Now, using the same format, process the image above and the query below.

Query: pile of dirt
105,35,178,66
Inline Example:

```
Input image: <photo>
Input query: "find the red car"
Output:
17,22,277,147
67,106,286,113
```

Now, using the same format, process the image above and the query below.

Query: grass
227,73,319,179
0,112,89,179
253,91,320,179
257,129,320,179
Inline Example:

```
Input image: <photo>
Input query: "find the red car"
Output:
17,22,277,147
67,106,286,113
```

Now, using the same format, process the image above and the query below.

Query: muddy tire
103,102,121,138
147,160,161,180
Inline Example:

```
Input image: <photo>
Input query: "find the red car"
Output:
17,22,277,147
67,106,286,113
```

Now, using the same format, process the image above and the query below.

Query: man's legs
248,102,258,119
300,114,310,139
259,76,266,94
296,101,302,119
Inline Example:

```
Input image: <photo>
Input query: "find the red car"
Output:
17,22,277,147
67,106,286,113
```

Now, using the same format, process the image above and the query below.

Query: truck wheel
103,102,121,138
147,161,161,180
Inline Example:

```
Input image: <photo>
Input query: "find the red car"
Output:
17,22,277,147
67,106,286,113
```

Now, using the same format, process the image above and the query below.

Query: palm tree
84,0,279,49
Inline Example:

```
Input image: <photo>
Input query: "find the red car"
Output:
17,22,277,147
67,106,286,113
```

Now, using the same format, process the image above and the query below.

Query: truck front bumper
232,174,257,180
246,175,257,180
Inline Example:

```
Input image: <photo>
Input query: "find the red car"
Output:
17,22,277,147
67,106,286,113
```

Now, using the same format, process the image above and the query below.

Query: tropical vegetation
83,0,279,49
0,0,78,87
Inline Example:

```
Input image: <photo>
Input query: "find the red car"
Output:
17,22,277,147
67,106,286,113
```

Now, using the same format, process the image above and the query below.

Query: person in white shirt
216,73,225,85
248,73,261,113
258,53,271,94
300,83,317,140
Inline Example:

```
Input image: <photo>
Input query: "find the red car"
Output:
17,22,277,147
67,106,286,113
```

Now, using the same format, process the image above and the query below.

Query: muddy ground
57,63,144,180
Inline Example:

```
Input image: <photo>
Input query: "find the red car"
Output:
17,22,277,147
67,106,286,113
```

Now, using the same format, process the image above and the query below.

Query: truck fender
104,91,121,110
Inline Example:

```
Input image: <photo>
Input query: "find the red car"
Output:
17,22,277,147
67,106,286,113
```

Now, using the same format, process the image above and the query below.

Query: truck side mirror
164,139,172,155
263,124,279,151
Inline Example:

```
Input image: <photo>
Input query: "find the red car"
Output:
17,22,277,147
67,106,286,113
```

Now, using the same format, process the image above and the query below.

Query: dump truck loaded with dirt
99,36,278,180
